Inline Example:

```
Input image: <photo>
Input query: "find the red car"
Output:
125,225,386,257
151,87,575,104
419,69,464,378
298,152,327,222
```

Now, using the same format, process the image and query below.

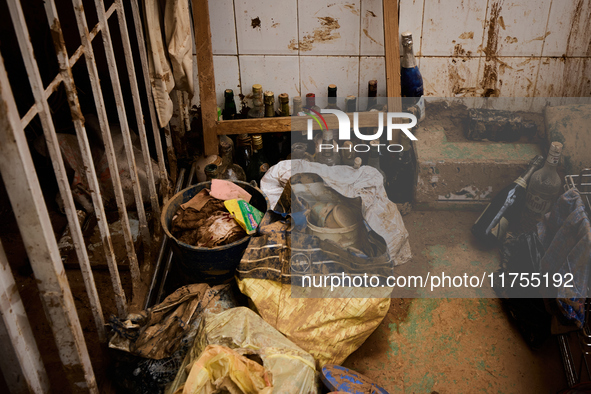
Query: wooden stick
215,112,393,135
383,0,402,143
193,0,218,156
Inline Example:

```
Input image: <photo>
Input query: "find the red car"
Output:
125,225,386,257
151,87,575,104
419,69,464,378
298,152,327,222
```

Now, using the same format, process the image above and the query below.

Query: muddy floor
343,210,567,393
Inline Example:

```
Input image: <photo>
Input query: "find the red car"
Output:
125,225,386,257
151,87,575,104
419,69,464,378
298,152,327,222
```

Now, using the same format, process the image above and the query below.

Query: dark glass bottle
401,31,425,121
246,134,270,185
304,93,321,113
263,91,282,166
471,155,545,246
222,89,237,120
345,95,357,112
387,135,415,203
368,140,386,187
235,134,252,170
247,84,264,119
325,84,341,110
205,164,219,181
366,80,378,111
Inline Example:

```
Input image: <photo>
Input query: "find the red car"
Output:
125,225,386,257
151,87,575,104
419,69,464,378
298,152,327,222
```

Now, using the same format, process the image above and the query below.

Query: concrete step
413,124,542,211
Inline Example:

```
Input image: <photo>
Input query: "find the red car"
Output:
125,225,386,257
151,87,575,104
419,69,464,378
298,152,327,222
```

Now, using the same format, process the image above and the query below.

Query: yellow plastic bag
178,345,273,394
236,278,390,367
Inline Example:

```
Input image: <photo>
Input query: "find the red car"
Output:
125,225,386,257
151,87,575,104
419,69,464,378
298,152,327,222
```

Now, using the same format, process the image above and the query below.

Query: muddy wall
192,0,591,111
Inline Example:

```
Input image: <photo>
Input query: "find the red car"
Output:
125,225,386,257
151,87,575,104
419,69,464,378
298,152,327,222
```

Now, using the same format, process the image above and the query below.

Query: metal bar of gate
70,0,143,299
0,51,98,393
91,0,152,261
20,3,118,130
6,0,108,341
0,240,50,393
129,0,171,202
44,0,128,323
113,0,161,235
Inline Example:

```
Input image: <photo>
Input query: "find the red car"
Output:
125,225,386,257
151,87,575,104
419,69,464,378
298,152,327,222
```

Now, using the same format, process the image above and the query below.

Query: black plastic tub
161,181,269,285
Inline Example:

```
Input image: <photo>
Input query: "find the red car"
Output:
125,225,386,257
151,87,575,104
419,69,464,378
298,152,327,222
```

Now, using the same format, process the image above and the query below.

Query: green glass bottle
279,93,290,117
222,89,237,120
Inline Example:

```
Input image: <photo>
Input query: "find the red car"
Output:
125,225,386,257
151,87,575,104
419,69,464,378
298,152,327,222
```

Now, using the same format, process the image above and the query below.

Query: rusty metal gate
0,0,178,392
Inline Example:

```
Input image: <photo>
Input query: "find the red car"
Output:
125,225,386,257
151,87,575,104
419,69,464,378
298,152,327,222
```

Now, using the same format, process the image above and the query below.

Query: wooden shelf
192,0,402,156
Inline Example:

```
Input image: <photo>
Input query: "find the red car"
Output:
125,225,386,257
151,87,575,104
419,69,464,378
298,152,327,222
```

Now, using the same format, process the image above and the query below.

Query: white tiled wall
196,0,591,111
404,0,591,99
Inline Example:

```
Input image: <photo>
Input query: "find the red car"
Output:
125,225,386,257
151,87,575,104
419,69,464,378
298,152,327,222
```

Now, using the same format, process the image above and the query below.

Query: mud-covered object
110,284,239,394
166,307,317,394
465,108,537,142
171,199,246,247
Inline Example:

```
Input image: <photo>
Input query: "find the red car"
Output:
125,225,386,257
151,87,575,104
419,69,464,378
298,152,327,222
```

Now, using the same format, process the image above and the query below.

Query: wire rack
560,168,591,387
565,168,591,213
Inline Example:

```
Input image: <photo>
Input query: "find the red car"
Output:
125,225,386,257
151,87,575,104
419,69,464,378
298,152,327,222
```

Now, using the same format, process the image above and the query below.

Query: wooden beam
215,112,392,135
383,0,402,143
192,0,218,156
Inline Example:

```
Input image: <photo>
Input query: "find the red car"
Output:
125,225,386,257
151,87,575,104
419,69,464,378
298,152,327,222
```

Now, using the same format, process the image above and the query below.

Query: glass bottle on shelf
366,80,378,111
325,84,341,110
235,134,252,171
247,84,264,119
292,96,303,116
279,93,290,117
246,134,270,185
264,91,275,118
345,95,357,112
401,31,425,121
304,93,321,113
219,140,247,181
263,91,282,166
222,89,237,120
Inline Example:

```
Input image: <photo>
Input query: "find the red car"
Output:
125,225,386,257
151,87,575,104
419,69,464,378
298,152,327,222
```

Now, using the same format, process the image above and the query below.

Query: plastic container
307,218,360,248
161,181,269,285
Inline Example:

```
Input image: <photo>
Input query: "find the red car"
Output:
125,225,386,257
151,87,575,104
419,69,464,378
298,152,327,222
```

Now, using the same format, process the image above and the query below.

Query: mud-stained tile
493,0,552,57
361,0,385,56
422,0,487,56
298,0,360,55
239,56,300,111
543,0,591,57
234,0,298,55
300,56,359,105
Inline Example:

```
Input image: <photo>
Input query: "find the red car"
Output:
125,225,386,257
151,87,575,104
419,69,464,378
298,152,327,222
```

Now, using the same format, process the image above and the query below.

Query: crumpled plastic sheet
166,307,318,394
260,160,411,266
